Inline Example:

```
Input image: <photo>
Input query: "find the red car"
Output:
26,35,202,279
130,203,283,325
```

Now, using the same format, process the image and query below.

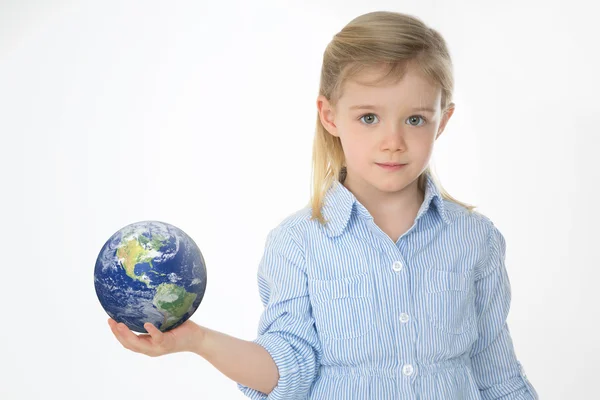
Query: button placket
390,256,413,381
392,261,403,272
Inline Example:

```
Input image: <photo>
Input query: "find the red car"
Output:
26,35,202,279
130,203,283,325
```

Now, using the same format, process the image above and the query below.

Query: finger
108,322,137,352
144,323,165,346
108,318,125,341
115,322,150,353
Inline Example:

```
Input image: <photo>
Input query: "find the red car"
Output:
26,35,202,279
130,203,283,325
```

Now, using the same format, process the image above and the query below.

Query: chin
365,178,405,193
377,171,421,193
378,183,409,194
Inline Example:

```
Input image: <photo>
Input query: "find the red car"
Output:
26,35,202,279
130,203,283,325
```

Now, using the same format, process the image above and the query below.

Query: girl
108,11,539,399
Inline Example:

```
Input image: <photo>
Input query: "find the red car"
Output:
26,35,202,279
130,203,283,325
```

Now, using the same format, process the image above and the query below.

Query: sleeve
237,225,322,399
469,221,539,400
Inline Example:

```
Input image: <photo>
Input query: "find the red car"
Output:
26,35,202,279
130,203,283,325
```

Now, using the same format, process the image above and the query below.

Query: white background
1,0,598,398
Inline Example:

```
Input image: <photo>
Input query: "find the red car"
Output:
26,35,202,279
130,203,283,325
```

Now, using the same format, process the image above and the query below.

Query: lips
376,162,407,171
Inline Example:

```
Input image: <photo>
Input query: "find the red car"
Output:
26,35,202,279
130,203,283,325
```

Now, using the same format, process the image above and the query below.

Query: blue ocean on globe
94,220,207,333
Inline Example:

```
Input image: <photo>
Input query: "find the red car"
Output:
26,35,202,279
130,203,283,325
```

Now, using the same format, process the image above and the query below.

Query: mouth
376,162,407,170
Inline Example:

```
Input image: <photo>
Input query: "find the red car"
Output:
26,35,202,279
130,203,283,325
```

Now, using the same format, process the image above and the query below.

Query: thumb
144,323,167,347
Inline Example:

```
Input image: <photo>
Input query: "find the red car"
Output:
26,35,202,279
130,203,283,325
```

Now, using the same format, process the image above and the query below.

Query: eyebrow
349,105,436,113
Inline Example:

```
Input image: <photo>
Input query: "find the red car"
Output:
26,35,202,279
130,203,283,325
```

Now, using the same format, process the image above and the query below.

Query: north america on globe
94,221,207,333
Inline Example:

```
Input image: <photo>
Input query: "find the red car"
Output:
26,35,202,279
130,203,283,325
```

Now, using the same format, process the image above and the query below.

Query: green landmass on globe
153,283,198,330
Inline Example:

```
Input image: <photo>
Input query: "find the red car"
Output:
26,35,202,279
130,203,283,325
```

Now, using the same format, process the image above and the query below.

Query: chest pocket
425,269,475,335
309,273,374,340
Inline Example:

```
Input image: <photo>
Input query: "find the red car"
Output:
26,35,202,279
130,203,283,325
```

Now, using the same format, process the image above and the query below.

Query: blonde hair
309,11,476,225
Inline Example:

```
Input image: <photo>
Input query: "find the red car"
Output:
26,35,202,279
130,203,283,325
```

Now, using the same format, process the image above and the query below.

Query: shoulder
273,205,314,232
442,199,506,252
265,203,331,251
443,200,508,278
262,205,314,249
442,199,498,234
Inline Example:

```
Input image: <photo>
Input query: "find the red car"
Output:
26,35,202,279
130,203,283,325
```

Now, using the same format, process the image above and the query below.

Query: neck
343,175,425,223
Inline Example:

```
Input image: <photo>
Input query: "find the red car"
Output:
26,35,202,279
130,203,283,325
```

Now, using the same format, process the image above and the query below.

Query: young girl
108,11,539,399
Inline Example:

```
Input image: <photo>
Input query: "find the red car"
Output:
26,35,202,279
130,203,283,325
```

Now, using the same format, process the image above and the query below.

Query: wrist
190,323,210,357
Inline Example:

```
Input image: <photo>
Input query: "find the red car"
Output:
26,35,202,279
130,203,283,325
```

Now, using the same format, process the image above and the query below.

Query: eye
358,113,428,127
407,115,427,126
359,113,379,125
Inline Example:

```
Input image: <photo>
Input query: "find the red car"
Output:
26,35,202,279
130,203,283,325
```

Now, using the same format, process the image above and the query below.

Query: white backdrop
1,0,598,398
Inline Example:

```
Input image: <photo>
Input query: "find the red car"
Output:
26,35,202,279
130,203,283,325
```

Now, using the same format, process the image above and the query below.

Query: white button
402,364,414,376
392,261,403,272
399,313,410,323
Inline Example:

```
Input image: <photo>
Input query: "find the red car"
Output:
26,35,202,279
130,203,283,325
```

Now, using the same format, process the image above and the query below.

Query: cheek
341,138,370,166
407,134,435,151
414,142,436,165
421,140,436,156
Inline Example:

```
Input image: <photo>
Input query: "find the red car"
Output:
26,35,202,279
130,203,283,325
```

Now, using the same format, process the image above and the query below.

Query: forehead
338,65,441,108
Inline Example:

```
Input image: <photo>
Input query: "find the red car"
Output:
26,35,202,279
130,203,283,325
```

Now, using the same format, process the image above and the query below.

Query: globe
94,220,207,333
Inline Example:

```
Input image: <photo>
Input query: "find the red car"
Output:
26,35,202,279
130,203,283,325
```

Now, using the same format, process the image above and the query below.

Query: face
317,63,455,197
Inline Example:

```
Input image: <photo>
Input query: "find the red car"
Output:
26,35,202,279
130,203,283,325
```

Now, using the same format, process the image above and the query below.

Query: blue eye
359,113,379,125
358,113,427,127
407,115,427,126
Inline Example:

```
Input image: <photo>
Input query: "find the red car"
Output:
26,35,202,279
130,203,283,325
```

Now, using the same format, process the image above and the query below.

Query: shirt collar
321,171,451,238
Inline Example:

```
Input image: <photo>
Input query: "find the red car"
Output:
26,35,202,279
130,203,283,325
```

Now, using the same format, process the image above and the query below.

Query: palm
109,318,202,356
152,320,198,351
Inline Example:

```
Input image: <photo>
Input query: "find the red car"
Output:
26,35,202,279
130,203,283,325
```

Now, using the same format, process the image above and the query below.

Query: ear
435,102,455,140
317,95,339,137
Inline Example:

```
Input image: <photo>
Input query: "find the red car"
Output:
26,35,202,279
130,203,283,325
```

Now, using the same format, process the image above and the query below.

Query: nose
381,124,406,151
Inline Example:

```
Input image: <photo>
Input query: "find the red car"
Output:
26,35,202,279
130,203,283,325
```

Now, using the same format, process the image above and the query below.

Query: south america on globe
94,220,207,333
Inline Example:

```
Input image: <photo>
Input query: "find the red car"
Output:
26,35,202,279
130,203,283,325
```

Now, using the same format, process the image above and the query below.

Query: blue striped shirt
238,171,539,399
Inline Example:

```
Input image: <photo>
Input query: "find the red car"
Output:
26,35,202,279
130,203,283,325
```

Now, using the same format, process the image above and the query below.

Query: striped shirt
238,171,539,399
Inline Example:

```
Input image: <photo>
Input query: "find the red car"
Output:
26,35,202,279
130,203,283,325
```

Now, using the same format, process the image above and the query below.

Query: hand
108,318,205,357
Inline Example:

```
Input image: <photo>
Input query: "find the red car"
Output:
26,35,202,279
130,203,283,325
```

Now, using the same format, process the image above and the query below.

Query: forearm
192,325,279,395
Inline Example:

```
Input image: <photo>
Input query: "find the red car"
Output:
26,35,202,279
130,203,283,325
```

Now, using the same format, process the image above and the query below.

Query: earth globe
94,220,207,333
